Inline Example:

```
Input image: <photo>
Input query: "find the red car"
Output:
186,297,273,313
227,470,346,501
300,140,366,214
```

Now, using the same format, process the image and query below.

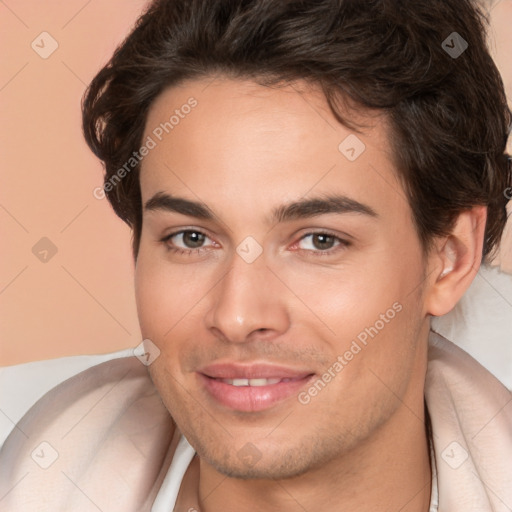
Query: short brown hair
82,0,512,261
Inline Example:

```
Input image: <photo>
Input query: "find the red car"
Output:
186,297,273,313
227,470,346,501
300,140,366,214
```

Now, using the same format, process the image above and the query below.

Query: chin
195,435,336,481
208,455,314,481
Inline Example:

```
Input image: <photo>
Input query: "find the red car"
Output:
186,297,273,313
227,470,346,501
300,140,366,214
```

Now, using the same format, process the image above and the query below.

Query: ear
424,206,487,317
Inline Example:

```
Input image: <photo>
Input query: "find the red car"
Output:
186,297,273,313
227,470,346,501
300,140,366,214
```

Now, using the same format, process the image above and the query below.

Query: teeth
221,378,283,387
248,378,272,386
232,378,249,386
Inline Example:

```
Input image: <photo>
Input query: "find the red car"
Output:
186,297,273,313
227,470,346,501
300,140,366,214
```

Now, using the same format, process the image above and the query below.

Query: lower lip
198,374,315,412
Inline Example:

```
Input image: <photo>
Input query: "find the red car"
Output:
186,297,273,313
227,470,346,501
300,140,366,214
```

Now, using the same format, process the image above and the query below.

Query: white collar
429,433,439,512
152,434,196,511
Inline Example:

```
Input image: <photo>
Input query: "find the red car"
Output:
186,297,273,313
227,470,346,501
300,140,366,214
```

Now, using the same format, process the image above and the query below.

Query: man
1,0,511,510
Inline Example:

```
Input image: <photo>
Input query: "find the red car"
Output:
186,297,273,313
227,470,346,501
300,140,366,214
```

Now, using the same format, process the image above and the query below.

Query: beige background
1,0,511,366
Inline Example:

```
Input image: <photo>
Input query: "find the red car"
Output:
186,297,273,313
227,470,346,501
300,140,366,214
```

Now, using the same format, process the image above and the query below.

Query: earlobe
425,206,487,317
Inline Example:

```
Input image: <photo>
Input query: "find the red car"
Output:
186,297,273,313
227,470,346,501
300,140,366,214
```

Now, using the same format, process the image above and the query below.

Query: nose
204,252,291,344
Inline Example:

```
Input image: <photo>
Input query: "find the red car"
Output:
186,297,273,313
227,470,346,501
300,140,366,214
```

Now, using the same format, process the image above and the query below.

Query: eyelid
160,228,218,250
161,225,211,238
289,229,351,254
297,227,349,240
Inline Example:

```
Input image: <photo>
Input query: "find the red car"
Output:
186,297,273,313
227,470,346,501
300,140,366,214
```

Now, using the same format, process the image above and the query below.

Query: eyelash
290,231,351,256
159,231,213,256
160,229,351,257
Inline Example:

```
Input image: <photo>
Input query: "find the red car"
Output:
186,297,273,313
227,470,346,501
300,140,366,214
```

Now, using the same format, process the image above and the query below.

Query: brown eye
164,230,210,250
311,234,336,250
298,233,341,251
181,231,206,248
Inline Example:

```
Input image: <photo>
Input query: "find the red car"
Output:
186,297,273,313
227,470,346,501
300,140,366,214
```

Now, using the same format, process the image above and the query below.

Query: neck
178,400,431,512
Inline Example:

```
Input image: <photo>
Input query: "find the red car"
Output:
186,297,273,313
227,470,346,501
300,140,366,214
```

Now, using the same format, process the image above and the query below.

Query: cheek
134,256,204,403
134,251,208,339
134,258,167,340
275,253,412,339
295,252,424,379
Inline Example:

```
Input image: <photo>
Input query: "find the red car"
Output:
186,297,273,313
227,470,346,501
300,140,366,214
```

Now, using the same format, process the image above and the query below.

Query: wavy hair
82,0,512,260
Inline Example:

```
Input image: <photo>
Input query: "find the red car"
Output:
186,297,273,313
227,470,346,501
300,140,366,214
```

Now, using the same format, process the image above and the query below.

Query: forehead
140,76,406,223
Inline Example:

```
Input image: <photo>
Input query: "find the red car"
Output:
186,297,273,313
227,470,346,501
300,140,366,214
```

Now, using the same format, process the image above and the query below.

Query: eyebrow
144,192,378,223
145,192,215,219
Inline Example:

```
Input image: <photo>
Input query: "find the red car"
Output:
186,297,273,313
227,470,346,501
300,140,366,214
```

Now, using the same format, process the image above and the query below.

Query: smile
218,377,301,386
197,363,315,412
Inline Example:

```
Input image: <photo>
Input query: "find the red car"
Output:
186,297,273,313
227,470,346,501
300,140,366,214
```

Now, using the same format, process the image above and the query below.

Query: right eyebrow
144,192,215,219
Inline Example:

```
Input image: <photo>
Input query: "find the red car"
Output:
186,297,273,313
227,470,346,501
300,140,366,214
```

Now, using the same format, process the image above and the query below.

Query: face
135,76,432,479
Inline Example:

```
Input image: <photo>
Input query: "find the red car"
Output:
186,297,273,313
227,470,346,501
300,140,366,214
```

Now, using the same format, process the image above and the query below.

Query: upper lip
198,362,314,380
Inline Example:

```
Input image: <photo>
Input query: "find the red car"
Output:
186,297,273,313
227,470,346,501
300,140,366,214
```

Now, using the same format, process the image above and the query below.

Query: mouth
197,363,316,412
217,377,296,386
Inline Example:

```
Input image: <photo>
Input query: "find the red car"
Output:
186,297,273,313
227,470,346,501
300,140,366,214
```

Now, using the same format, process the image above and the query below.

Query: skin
134,76,486,512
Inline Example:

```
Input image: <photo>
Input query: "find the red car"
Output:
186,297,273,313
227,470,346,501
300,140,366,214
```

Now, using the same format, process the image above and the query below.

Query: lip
198,362,315,412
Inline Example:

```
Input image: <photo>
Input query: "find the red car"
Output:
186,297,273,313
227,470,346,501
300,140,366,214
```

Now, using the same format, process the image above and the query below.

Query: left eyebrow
269,195,379,224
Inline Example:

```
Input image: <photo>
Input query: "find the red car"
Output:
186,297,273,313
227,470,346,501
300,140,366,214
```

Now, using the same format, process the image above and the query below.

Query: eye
293,232,350,255
161,230,216,253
